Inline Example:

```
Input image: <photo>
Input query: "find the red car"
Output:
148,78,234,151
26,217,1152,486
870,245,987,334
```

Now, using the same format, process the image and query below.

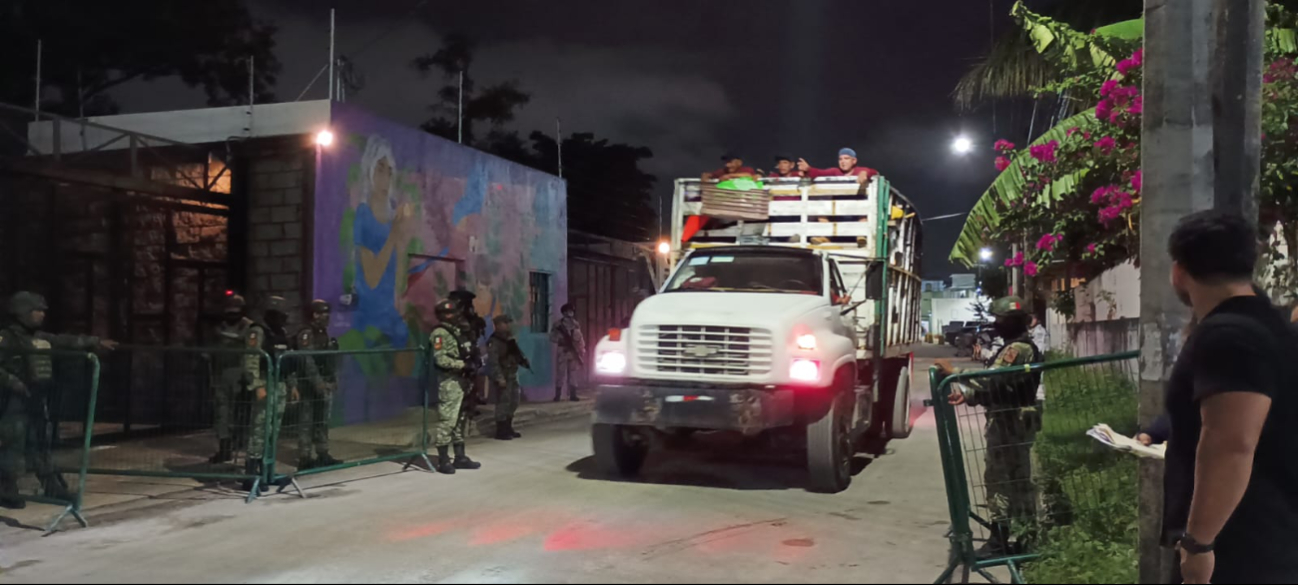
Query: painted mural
314,103,568,421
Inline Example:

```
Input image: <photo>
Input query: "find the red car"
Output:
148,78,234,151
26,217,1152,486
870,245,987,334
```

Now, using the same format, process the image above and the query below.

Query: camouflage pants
212,373,241,441
0,408,27,480
494,377,520,422
297,382,334,460
247,385,286,461
554,353,582,396
435,376,467,448
983,408,1041,524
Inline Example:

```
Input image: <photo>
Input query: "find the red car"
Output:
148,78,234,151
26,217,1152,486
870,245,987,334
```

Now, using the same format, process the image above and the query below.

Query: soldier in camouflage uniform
429,299,482,475
293,300,343,470
488,314,530,441
209,294,259,464
0,292,116,509
937,296,1042,558
243,296,295,492
550,304,585,402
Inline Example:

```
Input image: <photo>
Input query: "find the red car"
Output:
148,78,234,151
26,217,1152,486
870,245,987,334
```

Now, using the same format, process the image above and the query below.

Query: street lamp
316,129,335,147
952,135,974,155
657,241,671,255
978,248,993,301
979,248,993,262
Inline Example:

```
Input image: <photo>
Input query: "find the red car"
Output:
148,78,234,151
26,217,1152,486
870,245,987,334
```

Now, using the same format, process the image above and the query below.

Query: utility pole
1139,1,1263,582
458,70,465,144
34,39,42,121
556,117,563,178
328,8,336,102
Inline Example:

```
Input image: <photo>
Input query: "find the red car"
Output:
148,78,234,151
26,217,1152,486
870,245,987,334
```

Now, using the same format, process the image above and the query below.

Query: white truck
589,175,924,493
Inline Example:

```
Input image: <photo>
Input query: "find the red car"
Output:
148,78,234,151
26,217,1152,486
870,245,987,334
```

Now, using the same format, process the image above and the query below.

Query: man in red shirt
798,148,879,184
767,155,805,179
702,154,757,181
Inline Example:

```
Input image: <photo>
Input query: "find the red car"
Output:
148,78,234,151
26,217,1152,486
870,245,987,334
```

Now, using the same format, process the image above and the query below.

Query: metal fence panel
267,348,433,492
2,349,100,534
929,351,1139,584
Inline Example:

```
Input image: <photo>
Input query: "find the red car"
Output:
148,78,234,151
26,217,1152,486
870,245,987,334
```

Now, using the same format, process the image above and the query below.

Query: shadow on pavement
566,431,880,492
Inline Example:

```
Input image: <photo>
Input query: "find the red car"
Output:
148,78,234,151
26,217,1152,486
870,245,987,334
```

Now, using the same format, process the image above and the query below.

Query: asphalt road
0,354,956,584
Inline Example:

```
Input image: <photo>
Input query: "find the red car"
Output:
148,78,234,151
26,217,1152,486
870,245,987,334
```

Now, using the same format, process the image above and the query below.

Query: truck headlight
796,334,817,350
790,359,820,382
596,351,627,375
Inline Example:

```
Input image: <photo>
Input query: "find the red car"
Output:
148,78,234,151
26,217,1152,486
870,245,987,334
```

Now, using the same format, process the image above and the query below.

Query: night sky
111,0,1058,279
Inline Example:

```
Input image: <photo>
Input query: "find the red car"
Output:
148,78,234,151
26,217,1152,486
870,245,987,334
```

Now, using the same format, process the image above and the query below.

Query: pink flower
1117,58,1136,77
1131,48,1143,67
1114,190,1134,209
1100,80,1119,97
1066,126,1081,137
1091,186,1114,204
1265,73,1277,84
994,139,1017,152
1025,261,1039,277
1131,170,1142,193
1086,243,1098,254
1095,136,1117,155
995,156,1012,172
1128,95,1143,116
1036,233,1062,252
1029,141,1059,164
1099,206,1123,224
1096,99,1114,122
1004,251,1026,268
1083,131,1093,140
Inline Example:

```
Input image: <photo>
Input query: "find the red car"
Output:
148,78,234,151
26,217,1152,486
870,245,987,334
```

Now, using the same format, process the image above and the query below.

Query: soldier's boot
297,456,316,471
508,417,522,439
976,522,1012,559
436,446,456,475
0,475,25,510
553,388,562,402
569,392,580,402
241,459,267,494
452,444,481,470
39,474,75,502
314,452,343,468
494,421,514,441
209,439,234,464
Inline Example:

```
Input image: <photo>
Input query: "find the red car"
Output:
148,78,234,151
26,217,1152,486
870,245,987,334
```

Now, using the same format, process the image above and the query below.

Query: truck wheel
593,424,648,478
806,379,853,494
889,367,914,439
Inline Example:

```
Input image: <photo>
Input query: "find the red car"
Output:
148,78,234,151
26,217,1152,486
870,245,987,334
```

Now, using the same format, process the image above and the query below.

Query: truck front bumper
594,383,797,434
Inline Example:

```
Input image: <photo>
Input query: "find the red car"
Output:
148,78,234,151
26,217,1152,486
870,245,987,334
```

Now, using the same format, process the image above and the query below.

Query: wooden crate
700,185,771,221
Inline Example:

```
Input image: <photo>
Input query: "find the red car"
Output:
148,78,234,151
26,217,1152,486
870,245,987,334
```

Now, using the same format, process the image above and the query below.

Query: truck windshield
664,253,823,295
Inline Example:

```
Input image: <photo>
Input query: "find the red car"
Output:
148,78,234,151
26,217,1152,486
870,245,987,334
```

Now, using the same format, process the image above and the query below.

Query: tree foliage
0,0,279,116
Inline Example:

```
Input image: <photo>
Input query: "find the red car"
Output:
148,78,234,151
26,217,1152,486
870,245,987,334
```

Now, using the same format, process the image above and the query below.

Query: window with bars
530,272,552,333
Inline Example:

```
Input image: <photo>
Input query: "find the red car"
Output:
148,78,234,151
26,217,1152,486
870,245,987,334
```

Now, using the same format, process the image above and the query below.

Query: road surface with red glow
0,354,954,584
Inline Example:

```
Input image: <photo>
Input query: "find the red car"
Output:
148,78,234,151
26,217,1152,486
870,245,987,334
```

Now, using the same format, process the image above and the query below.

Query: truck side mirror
865,263,885,300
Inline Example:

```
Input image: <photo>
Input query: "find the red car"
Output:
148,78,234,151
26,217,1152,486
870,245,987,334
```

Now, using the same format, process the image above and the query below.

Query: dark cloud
112,0,1015,278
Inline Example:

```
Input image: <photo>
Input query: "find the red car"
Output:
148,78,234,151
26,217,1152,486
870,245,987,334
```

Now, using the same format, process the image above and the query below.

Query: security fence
266,347,434,494
928,351,1140,584
1,349,100,534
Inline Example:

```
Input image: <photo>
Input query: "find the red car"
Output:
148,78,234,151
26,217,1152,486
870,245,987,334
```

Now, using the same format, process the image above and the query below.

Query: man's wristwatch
1176,532,1215,555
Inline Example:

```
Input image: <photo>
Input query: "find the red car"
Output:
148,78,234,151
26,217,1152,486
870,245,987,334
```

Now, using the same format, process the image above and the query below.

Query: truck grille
637,325,774,377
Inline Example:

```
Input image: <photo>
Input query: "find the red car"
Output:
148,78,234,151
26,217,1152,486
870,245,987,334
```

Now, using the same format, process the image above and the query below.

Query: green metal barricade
84,346,272,501
929,351,1140,584
266,347,434,494
0,348,100,534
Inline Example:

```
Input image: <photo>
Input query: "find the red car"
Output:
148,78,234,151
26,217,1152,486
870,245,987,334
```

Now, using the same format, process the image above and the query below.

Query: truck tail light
790,359,820,382
608,328,623,342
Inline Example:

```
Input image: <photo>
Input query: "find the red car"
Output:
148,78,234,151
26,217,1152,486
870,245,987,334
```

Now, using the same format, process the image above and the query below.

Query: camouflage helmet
435,299,460,321
990,296,1029,318
8,291,48,318
262,296,288,316
309,299,331,314
223,294,247,313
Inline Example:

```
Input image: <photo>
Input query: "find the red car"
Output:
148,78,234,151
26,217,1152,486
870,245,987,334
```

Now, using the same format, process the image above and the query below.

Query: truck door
828,260,857,348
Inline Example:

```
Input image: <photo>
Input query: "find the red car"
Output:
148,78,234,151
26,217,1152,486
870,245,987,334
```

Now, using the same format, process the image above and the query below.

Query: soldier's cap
8,291,48,316
262,296,288,314
310,299,331,313
493,314,513,325
223,293,247,312
561,303,575,313
448,289,476,301
990,296,1029,317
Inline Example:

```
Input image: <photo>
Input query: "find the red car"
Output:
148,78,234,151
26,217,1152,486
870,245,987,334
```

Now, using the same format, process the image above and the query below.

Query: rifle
556,324,585,366
505,338,532,371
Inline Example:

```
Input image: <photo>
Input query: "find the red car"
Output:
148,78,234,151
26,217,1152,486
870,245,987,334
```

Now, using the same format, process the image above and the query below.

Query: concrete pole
328,9,336,102
1139,0,1262,582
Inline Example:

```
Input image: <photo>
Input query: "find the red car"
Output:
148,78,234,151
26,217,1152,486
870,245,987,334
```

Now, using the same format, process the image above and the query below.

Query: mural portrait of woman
341,135,419,375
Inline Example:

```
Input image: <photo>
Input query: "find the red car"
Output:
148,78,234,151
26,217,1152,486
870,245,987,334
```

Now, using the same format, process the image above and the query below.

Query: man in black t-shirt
1162,211,1298,584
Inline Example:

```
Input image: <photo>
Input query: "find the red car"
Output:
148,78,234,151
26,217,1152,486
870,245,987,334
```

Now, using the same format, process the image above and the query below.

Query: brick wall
246,149,311,316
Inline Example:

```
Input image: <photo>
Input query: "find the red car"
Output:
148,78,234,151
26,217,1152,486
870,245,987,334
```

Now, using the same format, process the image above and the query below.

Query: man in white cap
798,148,879,184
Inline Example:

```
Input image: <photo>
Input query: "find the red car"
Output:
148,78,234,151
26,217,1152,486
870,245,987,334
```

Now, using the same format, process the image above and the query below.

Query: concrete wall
313,103,568,418
930,295,991,333
246,148,312,316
